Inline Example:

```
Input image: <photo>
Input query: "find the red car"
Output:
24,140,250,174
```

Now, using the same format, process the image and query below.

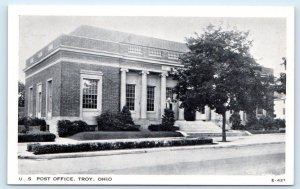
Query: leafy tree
275,57,286,94
18,81,25,107
172,25,274,142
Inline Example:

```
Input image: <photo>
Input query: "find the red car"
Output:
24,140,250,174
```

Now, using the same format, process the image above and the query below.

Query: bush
27,138,213,154
57,120,88,137
148,109,179,131
162,109,175,128
119,106,134,125
18,116,46,127
18,116,47,132
96,110,139,131
258,115,276,130
245,115,283,131
274,118,285,128
18,132,56,143
229,112,243,130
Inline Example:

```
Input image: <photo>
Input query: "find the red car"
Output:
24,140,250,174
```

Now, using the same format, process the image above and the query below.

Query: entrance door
81,78,102,125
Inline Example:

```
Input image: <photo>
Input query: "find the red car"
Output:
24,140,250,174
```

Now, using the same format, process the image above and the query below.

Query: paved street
19,134,285,175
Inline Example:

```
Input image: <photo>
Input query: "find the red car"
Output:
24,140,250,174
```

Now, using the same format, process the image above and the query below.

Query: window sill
147,111,156,114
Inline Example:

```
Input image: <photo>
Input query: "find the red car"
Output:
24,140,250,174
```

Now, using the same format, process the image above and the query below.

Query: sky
19,16,286,82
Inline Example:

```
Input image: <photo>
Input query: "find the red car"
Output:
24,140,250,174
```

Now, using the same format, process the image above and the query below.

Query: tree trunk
222,112,227,142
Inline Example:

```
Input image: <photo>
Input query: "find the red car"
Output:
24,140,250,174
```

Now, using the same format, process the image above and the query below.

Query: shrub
18,116,47,126
229,112,244,130
18,132,56,143
274,118,285,128
162,109,175,128
27,138,213,154
18,116,27,125
57,120,88,137
258,115,276,130
245,115,283,131
18,116,47,132
96,111,139,131
148,109,179,131
96,111,124,131
119,106,134,125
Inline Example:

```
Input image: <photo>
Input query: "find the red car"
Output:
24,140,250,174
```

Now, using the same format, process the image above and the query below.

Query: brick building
24,25,273,133
24,25,194,132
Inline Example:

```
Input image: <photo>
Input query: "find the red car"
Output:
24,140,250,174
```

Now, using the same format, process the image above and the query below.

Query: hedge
18,116,47,131
96,111,140,131
18,132,56,143
57,120,89,137
27,138,213,155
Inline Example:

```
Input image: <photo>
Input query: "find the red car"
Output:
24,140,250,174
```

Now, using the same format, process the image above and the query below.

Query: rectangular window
147,86,155,111
168,52,180,60
82,79,98,109
28,87,33,116
166,87,173,100
149,48,162,57
36,84,42,117
283,108,285,115
47,80,53,114
128,46,142,54
126,84,135,111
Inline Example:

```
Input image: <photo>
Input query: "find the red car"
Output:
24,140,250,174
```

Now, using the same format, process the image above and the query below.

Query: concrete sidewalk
18,133,285,160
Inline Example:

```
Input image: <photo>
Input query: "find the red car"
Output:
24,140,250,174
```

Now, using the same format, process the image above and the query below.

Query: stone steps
186,131,251,138
175,120,223,132
175,120,251,138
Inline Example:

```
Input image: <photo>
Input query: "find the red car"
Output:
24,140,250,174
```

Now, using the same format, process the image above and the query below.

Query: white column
160,72,168,118
178,101,185,120
140,70,149,119
120,68,128,110
205,106,211,121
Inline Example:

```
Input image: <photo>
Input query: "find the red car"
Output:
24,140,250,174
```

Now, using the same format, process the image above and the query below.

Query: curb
18,141,285,160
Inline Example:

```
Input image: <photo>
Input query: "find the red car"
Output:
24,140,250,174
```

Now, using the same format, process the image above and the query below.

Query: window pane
82,79,98,109
166,87,173,100
147,86,155,111
126,84,135,110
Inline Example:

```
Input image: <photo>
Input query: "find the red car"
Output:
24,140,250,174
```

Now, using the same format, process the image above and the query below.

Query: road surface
19,142,285,175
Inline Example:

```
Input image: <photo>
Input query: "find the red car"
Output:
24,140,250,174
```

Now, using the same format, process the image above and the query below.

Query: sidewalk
18,133,285,160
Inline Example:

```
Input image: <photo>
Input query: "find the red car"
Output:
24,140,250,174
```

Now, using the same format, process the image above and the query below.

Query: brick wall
25,62,62,117
60,61,120,117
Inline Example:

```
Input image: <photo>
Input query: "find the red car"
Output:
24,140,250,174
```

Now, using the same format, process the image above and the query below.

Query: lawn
68,130,184,141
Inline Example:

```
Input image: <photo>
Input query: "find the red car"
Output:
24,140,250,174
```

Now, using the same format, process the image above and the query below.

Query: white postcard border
7,5,295,185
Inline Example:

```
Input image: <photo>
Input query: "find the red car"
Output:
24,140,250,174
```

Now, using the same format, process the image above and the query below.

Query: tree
172,25,274,142
18,81,25,107
275,57,286,94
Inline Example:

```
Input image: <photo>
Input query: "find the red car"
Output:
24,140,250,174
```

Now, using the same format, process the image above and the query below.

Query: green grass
68,130,183,141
